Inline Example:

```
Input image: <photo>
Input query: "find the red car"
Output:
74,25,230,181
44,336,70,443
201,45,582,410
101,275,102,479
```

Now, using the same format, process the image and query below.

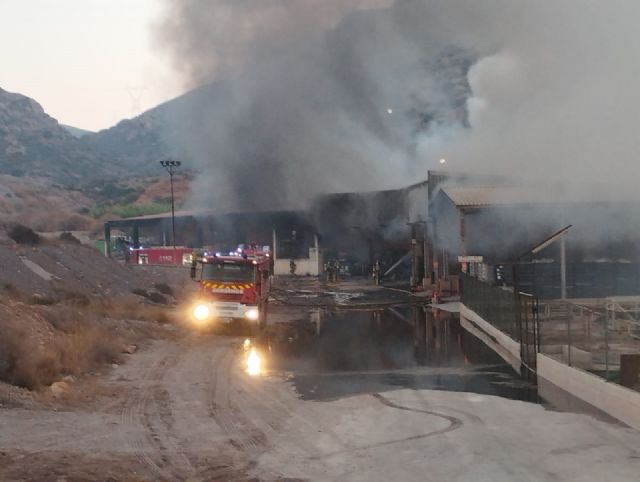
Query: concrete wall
273,247,321,276
537,354,640,430
461,302,640,429
460,304,522,374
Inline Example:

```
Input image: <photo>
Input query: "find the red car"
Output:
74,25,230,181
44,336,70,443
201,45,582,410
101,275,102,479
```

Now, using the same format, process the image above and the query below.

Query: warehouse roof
439,186,552,207
439,185,640,208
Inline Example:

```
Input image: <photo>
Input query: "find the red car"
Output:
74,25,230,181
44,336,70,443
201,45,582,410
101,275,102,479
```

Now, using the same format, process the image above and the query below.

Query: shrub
59,232,82,244
154,283,173,296
62,291,90,306
131,288,148,297
0,327,60,389
8,224,40,245
146,292,167,304
29,294,57,305
0,324,122,390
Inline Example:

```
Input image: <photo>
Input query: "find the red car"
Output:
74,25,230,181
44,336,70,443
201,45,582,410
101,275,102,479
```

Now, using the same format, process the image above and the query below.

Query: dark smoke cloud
158,0,640,213
157,0,473,211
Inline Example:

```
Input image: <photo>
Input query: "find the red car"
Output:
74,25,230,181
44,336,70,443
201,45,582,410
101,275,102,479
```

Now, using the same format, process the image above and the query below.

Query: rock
62,375,76,384
50,381,70,398
111,363,119,369
122,344,137,354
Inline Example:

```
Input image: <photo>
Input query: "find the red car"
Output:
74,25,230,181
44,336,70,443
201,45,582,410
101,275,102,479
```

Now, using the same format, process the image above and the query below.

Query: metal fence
460,273,520,341
460,273,539,374
461,274,640,391
538,298,640,391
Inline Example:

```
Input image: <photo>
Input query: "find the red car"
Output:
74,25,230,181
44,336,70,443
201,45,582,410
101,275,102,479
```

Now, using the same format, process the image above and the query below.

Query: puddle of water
264,308,542,403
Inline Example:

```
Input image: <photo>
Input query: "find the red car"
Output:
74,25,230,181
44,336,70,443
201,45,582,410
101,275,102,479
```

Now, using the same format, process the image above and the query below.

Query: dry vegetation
0,175,98,232
0,292,176,391
0,226,191,395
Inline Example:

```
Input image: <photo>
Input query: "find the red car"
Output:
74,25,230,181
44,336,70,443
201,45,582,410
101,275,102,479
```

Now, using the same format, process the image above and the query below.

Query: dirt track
0,334,280,481
3,279,640,481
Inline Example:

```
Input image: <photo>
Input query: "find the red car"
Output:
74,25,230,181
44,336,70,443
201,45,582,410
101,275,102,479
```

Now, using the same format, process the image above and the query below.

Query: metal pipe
567,302,572,367
605,308,610,381
560,235,567,299
169,170,176,252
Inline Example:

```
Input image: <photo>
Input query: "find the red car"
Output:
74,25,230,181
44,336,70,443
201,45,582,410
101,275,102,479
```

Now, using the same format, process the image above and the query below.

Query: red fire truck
189,245,271,331
128,247,193,266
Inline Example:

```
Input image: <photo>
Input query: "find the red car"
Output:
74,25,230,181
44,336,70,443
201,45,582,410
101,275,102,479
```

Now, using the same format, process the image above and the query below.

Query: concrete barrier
537,354,640,430
460,304,521,374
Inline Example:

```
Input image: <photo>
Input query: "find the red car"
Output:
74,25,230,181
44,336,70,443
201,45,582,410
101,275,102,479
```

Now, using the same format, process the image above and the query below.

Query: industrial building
102,181,429,278
103,208,321,276
429,183,640,298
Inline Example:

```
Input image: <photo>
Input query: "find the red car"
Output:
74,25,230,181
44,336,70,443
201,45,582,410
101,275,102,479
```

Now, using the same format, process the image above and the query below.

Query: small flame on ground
243,338,251,350
247,347,261,376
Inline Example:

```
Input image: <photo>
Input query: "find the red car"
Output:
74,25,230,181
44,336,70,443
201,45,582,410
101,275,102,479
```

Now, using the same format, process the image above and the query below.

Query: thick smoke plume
157,0,640,211
157,0,471,211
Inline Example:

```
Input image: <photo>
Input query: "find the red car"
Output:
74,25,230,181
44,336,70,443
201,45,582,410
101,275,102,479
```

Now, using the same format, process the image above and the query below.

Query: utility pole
160,160,181,257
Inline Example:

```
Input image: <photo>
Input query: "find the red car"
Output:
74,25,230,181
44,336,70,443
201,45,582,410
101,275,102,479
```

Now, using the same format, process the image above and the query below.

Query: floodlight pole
160,160,181,256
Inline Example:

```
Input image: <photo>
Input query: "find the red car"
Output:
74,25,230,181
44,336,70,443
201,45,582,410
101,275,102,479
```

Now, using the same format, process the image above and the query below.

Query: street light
160,159,181,254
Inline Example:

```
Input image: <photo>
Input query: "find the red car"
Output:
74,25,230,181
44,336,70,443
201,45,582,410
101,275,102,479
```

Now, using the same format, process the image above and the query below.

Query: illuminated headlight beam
245,308,259,321
193,304,211,321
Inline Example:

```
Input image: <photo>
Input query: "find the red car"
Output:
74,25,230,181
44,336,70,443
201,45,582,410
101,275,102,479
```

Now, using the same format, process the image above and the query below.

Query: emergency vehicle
189,245,271,331
128,246,193,266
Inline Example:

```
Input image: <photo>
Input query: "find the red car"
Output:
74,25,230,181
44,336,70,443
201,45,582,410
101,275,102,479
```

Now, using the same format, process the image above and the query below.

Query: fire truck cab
189,245,271,331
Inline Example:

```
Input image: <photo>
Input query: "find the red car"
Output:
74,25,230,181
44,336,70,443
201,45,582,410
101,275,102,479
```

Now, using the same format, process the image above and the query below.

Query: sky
0,0,182,132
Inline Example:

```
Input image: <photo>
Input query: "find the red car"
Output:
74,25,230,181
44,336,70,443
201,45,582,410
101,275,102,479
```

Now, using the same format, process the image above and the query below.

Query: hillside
85,84,216,173
0,87,191,230
62,124,93,138
0,88,119,184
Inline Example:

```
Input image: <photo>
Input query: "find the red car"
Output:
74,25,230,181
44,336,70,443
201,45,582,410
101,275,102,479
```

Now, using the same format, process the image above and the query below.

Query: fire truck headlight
193,304,211,321
245,308,259,321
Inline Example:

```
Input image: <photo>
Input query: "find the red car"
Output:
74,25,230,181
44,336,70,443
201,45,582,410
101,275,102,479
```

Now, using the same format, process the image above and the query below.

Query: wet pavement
264,307,543,403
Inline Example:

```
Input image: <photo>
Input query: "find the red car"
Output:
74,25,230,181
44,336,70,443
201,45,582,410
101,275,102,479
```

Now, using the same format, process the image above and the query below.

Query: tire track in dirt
234,368,348,458
119,342,194,481
207,341,267,454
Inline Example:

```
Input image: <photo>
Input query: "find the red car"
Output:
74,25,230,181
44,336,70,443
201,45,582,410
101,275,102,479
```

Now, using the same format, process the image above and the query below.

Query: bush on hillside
154,283,173,296
8,224,40,245
59,232,81,244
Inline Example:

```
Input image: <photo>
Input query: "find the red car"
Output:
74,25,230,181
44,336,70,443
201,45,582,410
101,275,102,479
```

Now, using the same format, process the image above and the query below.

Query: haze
0,0,182,131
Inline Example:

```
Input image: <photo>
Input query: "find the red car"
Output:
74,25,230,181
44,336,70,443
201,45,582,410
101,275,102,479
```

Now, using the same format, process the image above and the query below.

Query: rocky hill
0,88,122,184
84,85,213,173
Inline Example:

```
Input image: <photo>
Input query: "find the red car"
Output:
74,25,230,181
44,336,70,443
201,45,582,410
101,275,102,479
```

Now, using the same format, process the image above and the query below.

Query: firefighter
331,259,340,282
372,260,382,286
323,261,332,282
289,259,297,275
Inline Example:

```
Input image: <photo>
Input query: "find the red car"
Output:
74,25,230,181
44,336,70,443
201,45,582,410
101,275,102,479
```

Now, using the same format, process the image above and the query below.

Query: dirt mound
0,239,192,396
0,240,190,300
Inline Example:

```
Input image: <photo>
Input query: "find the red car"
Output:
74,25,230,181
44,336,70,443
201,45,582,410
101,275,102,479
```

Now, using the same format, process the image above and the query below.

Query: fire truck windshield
202,263,255,282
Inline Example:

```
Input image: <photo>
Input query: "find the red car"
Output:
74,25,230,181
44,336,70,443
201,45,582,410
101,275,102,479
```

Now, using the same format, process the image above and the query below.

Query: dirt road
2,323,640,481
1,334,291,481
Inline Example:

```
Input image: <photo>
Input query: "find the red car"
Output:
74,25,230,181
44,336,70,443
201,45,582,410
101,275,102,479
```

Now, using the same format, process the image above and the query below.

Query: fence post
604,308,609,381
567,302,572,367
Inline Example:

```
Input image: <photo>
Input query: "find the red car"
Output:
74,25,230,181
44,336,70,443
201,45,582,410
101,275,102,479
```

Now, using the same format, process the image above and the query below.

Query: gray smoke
157,0,640,212
157,0,473,211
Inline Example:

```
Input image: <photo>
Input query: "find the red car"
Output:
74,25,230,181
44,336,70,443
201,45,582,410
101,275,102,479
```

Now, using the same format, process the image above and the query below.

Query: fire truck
189,245,271,331
128,246,193,266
